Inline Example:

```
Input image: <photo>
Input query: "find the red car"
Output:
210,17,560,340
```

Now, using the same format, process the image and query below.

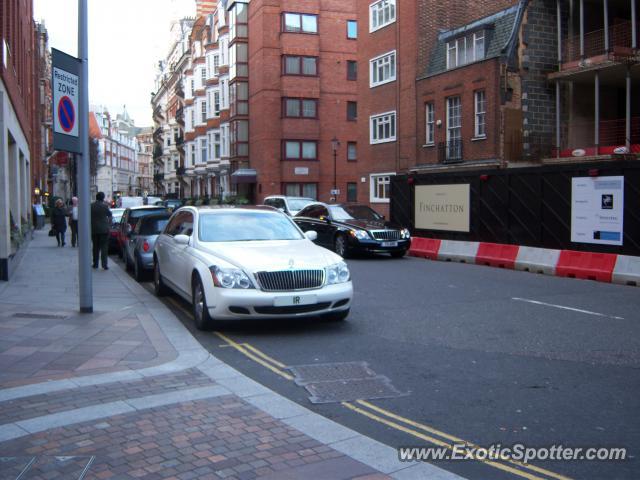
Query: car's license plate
382,241,398,247
274,295,317,307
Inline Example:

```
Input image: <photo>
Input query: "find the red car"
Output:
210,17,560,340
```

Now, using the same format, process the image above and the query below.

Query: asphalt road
121,253,640,480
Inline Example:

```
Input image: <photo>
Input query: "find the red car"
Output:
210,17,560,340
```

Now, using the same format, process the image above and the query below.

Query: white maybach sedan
153,206,353,329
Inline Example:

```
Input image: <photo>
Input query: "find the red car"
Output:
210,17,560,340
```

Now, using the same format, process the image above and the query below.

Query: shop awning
230,168,257,184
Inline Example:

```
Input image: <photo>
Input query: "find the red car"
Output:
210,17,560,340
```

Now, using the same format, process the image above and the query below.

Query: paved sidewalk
0,231,461,480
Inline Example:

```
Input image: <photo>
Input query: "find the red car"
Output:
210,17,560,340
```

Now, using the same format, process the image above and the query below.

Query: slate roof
422,4,522,79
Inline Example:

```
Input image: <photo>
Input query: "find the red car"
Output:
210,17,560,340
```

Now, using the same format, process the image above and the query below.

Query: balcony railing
563,21,633,63
438,140,463,164
153,145,163,160
175,107,184,125
175,83,184,99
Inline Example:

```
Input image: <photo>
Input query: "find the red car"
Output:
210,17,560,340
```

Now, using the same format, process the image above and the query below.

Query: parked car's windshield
199,212,304,242
328,206,358,221
340,205,383,221
288,198,315,211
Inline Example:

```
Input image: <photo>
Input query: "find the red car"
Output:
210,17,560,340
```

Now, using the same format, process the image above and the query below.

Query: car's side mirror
174,234,190,245
305,231,318,241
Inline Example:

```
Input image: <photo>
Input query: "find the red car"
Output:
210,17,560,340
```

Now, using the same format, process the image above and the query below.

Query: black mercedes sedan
293,203,411,258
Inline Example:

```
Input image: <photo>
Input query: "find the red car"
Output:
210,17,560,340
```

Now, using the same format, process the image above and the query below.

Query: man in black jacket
91,192,112,270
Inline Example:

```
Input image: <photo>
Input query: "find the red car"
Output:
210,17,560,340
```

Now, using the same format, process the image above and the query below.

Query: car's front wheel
153,259,170,296
192,276,215,331
334,234,349,258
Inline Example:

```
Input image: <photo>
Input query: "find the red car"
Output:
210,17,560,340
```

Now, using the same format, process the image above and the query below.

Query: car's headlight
401,228,411,239
349,229,369,240
325,262,350,285
210,266,254,289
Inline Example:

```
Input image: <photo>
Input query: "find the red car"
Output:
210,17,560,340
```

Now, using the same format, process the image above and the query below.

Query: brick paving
0,304,176,388
0,397,388,480
0,368,214,424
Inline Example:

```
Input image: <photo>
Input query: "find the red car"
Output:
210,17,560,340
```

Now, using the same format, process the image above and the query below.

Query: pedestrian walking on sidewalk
51,199,68,247
91,192,112,270
69,196,79,247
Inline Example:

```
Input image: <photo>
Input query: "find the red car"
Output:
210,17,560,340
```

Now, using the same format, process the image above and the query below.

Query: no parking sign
52,49,81,153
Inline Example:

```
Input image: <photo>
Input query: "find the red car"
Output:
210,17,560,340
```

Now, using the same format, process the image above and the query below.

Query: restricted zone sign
52,48,81,153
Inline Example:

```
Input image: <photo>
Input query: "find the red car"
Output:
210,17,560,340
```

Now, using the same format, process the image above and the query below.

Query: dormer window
446,31,485,69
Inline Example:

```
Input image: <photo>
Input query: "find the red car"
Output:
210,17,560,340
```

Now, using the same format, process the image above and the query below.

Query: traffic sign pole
77,0,93,313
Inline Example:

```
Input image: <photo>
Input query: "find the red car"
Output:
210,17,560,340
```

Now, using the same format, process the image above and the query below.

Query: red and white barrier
408,236,638,287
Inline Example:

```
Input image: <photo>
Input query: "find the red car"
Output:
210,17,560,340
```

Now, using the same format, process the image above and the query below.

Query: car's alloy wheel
192,277,214,330
153,260,169,296
335,235,348,258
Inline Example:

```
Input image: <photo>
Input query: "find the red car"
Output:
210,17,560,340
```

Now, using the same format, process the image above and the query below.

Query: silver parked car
124,212,172,281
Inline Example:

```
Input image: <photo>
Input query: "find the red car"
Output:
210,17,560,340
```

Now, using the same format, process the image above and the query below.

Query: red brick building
247,0,359,203
357,0,639,218
0,0,43,280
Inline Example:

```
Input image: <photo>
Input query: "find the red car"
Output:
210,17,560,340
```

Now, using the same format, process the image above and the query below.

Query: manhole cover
13,313,70,320
305,377,406,404
288,361,377,386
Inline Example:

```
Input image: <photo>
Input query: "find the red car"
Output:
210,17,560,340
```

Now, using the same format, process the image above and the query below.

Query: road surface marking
242,342,288,369
214,332,294,381
342,402,556,480
512,298,624,320
355,400,572,480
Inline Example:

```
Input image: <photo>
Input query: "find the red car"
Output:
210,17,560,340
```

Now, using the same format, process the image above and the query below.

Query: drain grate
288,361,377,386
305,377,405,404
13,312,70,320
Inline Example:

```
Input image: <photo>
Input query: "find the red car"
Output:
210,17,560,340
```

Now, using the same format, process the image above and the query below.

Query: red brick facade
1,0,37,150
249,0,359,204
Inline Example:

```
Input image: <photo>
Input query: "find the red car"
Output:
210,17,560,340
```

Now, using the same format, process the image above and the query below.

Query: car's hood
197,239,342,272
334,219,402,230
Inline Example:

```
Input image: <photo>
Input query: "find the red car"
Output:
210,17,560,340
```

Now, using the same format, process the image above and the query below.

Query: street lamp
331,136,340,202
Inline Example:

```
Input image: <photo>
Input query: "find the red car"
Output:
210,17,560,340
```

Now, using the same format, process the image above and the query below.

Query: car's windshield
341,205,383,221
199,211,304,242
328,206,356,221
288,198,314,211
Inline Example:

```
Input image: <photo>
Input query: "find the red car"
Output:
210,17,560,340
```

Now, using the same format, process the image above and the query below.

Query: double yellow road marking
165,297,572,480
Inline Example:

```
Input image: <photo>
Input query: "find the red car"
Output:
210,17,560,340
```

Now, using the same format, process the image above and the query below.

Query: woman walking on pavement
51,198,68,247
69,196,79,247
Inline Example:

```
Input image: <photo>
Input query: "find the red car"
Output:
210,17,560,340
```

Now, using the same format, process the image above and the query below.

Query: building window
446,96,462,161
370,0,396,32
347,102,357,121
283,55,318,76
474,90,486,138
370,173,393,203
201,100,207,123
347,60,357,80
213,55,220,75
370,50,396,87
370,111,396,144
283,13,318,34
347,183,357,202
190,144,196,166
214,133,221,158
283,140,317,160
347,20,357,39
214,91,221,116
283,98,317,118
200,138,207,163
347,142,357,161
201,67,206,84
284,183,318,199
446,31,485,70
425,102,435,145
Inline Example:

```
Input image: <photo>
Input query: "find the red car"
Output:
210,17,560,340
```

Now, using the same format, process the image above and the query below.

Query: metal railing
438,140,463,164
562,21,632,63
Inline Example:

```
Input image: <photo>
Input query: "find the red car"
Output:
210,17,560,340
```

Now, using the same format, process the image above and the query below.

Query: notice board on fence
415,184,470,232
571,176,624,246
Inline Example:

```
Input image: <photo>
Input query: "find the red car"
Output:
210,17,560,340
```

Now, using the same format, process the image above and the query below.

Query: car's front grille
371,230,402,241
254,303,331,315
255,269,325,292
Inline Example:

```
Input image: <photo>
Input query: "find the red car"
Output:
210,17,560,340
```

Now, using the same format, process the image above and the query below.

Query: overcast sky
33,0,195,128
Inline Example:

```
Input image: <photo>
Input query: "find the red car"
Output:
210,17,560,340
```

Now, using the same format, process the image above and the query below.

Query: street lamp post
331,136,340,202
